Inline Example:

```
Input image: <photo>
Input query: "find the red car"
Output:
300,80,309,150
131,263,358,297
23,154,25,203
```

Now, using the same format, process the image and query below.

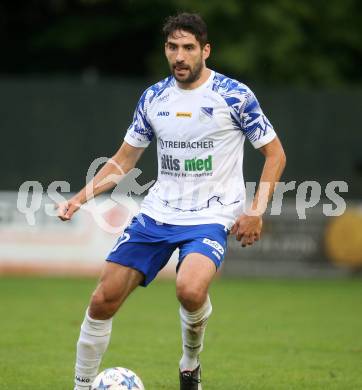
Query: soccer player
58,13,286,390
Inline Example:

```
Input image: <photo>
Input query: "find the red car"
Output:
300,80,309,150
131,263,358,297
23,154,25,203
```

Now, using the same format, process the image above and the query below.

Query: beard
170,58,203,84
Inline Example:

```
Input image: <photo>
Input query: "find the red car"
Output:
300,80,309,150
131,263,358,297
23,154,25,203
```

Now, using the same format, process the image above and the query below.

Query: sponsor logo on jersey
161,154,180,171
176,112,192,118
159,138,214,150
157,111,170,117
160,154,213,172
184,155,212,171
202,238,224,255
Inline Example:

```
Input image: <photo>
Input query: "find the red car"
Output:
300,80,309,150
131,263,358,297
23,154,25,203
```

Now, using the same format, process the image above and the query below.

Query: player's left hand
230,214,263,247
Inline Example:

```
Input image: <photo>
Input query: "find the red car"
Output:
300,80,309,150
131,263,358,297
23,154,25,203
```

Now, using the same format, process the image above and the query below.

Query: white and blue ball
91,367,145,390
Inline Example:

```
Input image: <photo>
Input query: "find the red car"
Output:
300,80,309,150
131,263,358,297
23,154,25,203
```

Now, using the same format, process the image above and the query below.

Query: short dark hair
163,13,208,47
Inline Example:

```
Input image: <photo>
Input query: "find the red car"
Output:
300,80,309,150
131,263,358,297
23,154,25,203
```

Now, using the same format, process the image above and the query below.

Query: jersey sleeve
241,90,276,149
124,89,154,148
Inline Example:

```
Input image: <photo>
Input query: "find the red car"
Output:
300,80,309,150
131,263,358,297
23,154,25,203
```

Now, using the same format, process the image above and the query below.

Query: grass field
1,277,362,390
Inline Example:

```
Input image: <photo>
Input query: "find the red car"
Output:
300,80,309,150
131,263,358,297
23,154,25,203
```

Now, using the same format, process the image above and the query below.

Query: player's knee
89,285,121,319
90,289,106,309
176,282,206,311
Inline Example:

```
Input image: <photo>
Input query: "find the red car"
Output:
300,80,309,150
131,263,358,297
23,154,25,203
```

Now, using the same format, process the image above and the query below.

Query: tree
1,0,361,86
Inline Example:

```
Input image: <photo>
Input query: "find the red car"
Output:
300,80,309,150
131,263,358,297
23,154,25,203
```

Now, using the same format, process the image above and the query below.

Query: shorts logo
111,232,130,252
202,238,224,255
212,250,221,260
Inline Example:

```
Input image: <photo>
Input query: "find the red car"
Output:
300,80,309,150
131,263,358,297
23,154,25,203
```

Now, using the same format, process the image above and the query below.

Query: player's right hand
56,199,81,221
230,214,263,247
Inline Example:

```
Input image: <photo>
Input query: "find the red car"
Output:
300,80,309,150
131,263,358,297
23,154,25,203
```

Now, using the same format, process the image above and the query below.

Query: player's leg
75,213,177,389
88,262,144,319
75,262,143,390
176,224,227,389
176,253,216,374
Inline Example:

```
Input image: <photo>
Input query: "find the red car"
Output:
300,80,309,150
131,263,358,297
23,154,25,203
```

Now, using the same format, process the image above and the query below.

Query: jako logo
157,111,170,116
75,376,91,383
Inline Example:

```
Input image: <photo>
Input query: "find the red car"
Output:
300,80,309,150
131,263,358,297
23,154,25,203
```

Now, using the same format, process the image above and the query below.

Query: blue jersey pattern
127,76,174,142
212,72,273,143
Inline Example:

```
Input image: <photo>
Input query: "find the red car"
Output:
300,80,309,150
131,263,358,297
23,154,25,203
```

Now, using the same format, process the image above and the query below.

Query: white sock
179,296,212,371
74,309,113,389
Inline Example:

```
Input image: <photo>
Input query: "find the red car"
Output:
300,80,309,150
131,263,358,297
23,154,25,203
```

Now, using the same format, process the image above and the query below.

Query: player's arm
231,136,286,246
57,141,145,221
251,136,286,213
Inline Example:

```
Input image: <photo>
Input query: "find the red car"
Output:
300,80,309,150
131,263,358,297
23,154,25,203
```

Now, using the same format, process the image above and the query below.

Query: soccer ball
91,367,145,390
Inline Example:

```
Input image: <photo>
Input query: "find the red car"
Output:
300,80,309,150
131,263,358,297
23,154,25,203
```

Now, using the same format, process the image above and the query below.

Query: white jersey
124,70,276,228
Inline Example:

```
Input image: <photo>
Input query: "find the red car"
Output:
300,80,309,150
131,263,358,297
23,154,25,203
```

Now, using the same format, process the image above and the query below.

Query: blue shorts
106,214,228,286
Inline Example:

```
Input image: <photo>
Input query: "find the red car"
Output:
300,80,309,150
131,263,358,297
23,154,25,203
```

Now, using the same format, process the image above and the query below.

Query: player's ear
203,43,211,60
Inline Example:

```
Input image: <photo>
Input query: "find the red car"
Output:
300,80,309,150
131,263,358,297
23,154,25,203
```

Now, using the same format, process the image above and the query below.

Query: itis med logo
161,154,213,172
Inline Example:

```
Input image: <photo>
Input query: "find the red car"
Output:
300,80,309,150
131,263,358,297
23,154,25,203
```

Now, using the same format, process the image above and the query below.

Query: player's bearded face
165,31,207,84
171,55,203,84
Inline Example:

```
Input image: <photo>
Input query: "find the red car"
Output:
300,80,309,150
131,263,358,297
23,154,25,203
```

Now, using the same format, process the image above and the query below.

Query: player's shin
179,295,212,371
74,309,113,389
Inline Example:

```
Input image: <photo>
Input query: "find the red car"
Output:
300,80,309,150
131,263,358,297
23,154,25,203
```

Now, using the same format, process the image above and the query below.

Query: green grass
1,277,362,389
